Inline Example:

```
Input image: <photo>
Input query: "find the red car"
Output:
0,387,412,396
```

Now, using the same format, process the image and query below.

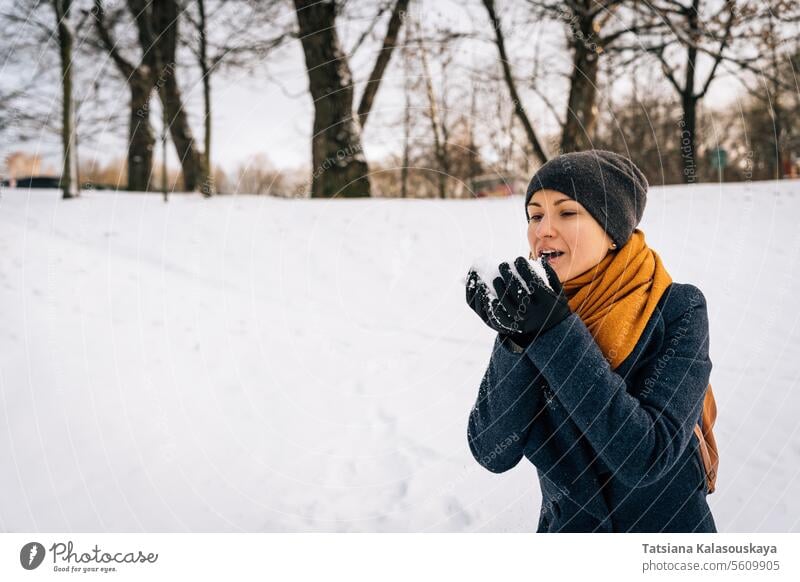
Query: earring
610,243,617,250
529,250,535,260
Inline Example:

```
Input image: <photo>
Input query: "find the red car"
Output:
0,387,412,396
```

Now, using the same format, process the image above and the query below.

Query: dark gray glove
466,257,571,346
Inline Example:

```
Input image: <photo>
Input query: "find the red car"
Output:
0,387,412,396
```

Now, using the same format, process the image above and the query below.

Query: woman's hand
465,270,495,326
497,257,572,345
465,257,572,346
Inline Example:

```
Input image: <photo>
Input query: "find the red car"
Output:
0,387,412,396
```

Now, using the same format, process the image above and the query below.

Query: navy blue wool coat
467,282,717,533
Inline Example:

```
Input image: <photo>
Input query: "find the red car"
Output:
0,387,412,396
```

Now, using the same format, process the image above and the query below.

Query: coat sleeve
524,286,712,488
466,334,543,473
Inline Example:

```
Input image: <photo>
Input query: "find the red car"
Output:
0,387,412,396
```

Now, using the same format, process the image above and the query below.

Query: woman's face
527,189,615,282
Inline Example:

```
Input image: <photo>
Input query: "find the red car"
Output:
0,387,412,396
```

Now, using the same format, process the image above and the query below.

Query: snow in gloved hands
465,255,553,298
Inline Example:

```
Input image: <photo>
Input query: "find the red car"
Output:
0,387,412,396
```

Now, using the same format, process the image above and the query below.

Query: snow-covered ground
1,181,799,532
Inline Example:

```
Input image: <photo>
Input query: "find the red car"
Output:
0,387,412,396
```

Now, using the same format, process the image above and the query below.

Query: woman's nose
535,214,556,238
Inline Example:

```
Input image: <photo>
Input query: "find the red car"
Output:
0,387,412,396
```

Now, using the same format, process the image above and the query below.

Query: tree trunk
401,25,411,199
767,14,783,180
679,91,698,184
418,34,447,198
153,0,211,195
407,10,448,198
561,12,600,153
128,76,155,191
679,0,700,184
294,0,370,198
54,0,77,198
198,0,212,186
770,98,783,180
159,73,209,194
401,70,410,198
94,0,156,192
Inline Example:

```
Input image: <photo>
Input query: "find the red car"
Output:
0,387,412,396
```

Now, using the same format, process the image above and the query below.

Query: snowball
527,257,554,291
465,255,553,298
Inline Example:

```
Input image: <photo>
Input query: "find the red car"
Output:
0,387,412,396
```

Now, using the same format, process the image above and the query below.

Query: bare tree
3,0,82,197
638,0,739,183
593,83,686,184
514,1,668,154
2,0,126,192
92,0,211,195
151,0,210,195
723,0,800,179
400,22,412,199
556,0,622,152
194,0,211,180
482,0,548,164
92,0,157,192
294,0,368,198
182,0,294,195
407,9,450,198
50,0,79,198
293,0,409,198
356,0,410,127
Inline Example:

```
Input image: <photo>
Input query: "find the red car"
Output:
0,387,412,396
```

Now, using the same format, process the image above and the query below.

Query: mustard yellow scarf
562,228,672,369
560,228,718,493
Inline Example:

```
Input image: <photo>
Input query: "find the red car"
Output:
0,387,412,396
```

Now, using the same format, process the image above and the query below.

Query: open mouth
539,250,565,263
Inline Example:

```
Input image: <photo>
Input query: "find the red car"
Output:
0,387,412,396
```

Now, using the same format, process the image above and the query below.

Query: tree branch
91,0,135,79
482,0,548,163
697,0,735,98
356,0,409,128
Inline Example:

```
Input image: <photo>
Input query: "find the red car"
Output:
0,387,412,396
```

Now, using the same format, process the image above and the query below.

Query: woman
465,150,718,533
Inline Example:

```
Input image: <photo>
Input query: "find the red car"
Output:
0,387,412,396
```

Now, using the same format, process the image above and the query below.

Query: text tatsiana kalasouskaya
642,543,777,557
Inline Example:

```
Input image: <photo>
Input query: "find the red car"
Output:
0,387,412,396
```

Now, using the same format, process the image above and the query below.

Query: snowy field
1,181,799,533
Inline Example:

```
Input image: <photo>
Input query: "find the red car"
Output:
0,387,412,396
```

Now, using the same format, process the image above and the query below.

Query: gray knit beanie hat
524,150,648,249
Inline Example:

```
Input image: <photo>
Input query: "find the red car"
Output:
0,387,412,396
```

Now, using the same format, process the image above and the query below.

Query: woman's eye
528,212,575,223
